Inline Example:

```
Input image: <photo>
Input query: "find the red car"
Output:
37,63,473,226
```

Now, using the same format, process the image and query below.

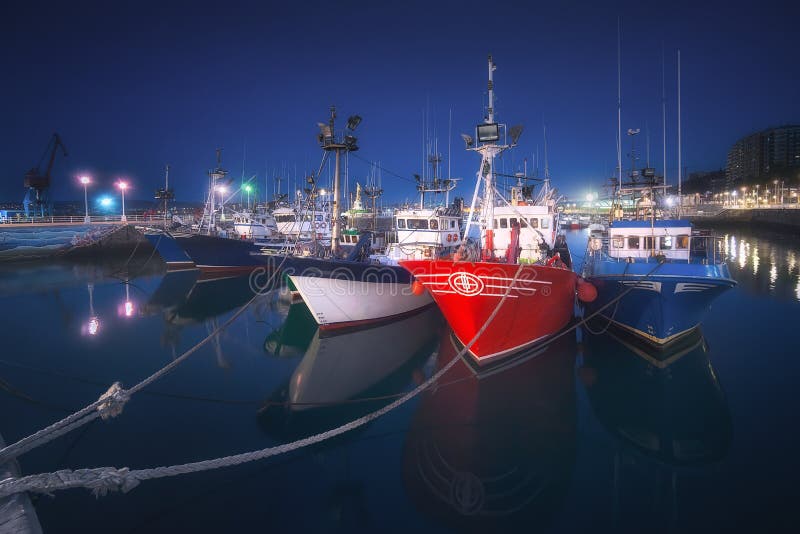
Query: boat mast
481,54,497,237
677,49,682,216
662,41,667,188
318,106,360,256
164,164,169,229
617,18,623,191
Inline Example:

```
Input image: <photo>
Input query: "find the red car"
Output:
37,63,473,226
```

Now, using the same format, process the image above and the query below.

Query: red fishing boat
401,55,587,366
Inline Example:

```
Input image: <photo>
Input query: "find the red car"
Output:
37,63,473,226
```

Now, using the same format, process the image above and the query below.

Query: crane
23,133,68,217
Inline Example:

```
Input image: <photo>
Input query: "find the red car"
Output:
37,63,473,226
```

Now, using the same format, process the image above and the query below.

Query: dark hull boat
143,231,196,271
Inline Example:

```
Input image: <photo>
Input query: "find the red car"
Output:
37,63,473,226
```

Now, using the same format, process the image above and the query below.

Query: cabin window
644,236,655,250
660,236,673,250
276,215,294,223
676,235,689,249
627,236,640,249
407,219,429,230
315,215,323,221
529,218,538,229
612,236,624,248
397,219,406,229
541,218,550,229
429,219,439,230
510,217,518,227
493,219,498,229
450,220,456,228
499,218,508,229
519,218,528,228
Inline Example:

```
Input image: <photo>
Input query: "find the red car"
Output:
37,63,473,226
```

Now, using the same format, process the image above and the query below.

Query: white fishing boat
371,153,462,265
273,204,332,242
231,205,279,240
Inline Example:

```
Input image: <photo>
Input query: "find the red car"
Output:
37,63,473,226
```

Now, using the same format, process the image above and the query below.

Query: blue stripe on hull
585,276,735,344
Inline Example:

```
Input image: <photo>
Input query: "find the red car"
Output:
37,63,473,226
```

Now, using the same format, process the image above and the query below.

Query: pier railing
0,214,169,226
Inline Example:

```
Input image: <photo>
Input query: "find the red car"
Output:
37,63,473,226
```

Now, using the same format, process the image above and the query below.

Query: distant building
726,125,800,187
685,169,726,194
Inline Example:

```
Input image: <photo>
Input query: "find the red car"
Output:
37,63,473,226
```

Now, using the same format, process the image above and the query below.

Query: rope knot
97,382,129,420
81,467,140,497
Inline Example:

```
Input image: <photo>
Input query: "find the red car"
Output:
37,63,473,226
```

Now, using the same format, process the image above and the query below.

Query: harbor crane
23,133,68,217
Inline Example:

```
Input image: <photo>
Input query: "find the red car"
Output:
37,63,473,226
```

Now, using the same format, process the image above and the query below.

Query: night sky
4,0,798,206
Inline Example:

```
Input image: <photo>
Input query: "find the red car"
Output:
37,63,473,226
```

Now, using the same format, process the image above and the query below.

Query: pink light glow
80,176,91,185
117,181,129,190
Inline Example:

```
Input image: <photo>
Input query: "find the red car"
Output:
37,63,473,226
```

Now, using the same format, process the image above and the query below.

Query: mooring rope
0,255,289,466
0,261,663,500
0,263,526,500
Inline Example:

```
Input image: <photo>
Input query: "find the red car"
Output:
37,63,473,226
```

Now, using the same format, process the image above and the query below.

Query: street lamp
79,176,91,223
215,185,228,221
117,181,128,222
243,183,252,210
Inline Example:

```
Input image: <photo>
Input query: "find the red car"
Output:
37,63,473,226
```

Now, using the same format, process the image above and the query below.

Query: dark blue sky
4,0,798,205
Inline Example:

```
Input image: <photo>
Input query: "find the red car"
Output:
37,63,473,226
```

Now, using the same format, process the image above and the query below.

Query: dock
0,433,43,534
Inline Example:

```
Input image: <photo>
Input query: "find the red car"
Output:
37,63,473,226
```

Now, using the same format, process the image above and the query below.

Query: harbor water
0,226,798,532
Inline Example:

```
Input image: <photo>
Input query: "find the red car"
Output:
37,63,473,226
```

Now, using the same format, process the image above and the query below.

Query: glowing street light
79,176,91,223
243,183,253,209
117,181,129,222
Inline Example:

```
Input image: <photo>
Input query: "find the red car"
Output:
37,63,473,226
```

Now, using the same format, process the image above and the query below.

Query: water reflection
81,283,100,336
140,269,199,317
721,230,800,301
402,332,577,532
579,329,732,529
258,308,441,440
263,301,318,358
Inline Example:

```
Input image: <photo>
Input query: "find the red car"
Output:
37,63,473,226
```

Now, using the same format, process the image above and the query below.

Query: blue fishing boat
582,190,736,345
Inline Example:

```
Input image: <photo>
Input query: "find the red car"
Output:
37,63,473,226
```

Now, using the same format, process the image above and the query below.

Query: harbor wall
0,224,153,263
688,208,800,231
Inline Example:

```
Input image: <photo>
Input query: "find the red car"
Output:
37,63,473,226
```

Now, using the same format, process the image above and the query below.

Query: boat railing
586,233,727,265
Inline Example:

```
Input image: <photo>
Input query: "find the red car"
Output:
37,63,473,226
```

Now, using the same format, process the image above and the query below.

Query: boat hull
583,256,736,346
143,232,196,270
400,260,577,365
172,234,264,271
290,273,434,330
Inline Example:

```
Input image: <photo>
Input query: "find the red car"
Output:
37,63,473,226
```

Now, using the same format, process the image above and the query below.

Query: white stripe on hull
289,275,433,326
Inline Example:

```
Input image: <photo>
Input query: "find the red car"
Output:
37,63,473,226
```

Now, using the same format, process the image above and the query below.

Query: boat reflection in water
579,328,732,528
142,272,281,363
139,268,199,317
402,331,578,532
263,301,318,359
259,306,442,439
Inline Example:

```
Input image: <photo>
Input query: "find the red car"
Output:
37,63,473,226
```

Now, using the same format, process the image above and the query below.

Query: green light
243,184,253,192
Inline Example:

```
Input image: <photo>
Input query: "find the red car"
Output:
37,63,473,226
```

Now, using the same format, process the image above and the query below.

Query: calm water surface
0,227,798,533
